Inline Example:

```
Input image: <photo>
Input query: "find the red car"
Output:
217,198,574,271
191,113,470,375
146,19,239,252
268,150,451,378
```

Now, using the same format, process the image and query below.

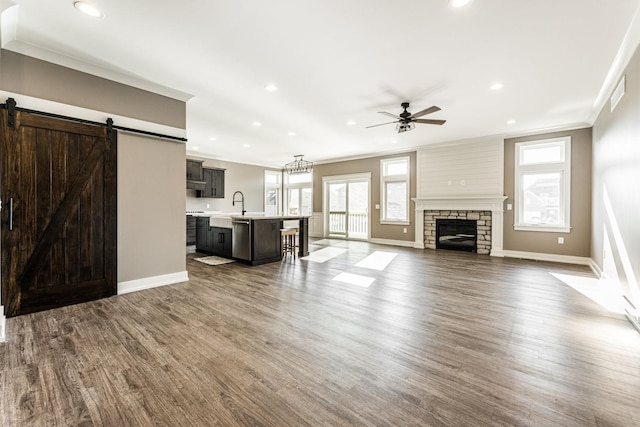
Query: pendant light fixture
284,155,313,175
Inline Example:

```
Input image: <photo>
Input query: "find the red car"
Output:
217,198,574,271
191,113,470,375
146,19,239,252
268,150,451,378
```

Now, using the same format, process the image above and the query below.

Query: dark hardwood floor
2,240,640,426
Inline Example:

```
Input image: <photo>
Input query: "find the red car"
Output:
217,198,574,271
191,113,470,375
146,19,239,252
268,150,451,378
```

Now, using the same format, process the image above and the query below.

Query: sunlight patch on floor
301,247,347,263
355,251,397,271
551,272,626,314
333,272,375,288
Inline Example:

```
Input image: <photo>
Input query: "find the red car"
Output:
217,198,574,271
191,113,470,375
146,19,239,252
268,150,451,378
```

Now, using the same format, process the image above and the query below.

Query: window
284,171,312,216
264,170,281,216
514,137,571,232
381,157,410,224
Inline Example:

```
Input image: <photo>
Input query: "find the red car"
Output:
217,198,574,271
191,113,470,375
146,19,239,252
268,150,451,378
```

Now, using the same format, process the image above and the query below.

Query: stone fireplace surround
412,196,507,256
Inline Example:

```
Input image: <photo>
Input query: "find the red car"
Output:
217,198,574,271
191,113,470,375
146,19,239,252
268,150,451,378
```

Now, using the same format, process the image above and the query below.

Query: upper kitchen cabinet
186,159,206,191
198,167,225,198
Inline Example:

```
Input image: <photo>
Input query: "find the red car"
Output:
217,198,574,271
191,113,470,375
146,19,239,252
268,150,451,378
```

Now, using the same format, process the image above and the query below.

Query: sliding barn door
0,109,117,317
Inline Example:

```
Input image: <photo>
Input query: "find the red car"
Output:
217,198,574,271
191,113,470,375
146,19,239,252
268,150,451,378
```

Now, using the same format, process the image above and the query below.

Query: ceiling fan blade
410,106,441,119
365,120,400,128
414,118,446,125
378,112,401,119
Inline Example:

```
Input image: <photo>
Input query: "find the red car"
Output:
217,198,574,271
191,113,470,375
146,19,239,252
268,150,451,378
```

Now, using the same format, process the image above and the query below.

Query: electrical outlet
558,237,564,244
206,203,210,209
403,228,407,233
375,204,380,209
507,203,513,210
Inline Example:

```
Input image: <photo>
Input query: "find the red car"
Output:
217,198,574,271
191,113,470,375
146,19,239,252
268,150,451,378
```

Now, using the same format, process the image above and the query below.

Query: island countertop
229,215,310,220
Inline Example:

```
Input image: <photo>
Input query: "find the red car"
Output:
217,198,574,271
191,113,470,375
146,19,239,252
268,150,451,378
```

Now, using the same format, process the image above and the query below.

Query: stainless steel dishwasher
232,219,251,260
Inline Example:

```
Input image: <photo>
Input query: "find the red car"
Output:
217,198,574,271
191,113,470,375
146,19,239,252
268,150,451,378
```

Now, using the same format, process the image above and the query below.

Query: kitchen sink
209,216,232,228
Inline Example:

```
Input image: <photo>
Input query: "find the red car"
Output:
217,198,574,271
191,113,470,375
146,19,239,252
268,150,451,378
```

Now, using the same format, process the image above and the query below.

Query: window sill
380,220,410,226
514,225,571,233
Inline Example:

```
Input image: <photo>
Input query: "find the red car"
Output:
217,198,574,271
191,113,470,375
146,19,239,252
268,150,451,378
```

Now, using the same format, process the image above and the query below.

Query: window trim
380,156,410,225
284,171,313,216
264,169,282,216
514,137,571,233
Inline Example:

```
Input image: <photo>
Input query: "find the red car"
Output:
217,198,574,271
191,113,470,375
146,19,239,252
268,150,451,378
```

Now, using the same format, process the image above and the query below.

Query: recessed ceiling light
288,132,296,136
192,146,199,151
391,140,398,144
264,84,278,92
209,137,216,141
490,83,504,90
507,119,516,125
449,0,471,8
252,121,262,127
347,120,356,126
243,144,251,148
74,1,104,18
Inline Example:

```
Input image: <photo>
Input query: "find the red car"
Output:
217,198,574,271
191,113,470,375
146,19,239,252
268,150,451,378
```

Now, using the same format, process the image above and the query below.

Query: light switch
375,204,380,209
507,203,513,210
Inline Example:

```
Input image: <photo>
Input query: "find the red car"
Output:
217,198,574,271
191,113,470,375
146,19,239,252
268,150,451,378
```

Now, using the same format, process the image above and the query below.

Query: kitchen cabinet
186,159,206,190
186,215,196,245
197,167,225,198
252,219,281,264
212,227,232,257
196,217,231,257
196,217,210,253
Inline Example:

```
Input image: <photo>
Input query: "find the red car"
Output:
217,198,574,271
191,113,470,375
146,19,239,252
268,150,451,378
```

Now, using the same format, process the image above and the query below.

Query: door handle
9,197,13,230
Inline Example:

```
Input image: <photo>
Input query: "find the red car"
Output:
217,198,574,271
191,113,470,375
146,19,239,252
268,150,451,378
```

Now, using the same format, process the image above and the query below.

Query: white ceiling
3,0,640,167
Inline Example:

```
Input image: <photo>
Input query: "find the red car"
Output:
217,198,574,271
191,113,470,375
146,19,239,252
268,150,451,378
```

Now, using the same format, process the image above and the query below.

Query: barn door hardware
6,97,16,128
1,98,187,142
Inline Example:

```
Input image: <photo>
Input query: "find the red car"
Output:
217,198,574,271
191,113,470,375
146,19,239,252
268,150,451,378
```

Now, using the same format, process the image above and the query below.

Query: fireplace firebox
436,219,477,253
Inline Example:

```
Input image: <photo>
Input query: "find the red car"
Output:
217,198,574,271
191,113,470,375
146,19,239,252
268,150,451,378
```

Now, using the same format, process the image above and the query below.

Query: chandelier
284,155,313,175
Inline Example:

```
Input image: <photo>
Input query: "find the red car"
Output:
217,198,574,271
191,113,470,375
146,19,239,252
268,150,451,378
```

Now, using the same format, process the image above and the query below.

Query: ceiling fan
366,102,446,133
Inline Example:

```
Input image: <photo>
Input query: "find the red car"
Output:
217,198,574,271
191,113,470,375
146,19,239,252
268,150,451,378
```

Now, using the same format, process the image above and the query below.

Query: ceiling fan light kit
367,102,446,133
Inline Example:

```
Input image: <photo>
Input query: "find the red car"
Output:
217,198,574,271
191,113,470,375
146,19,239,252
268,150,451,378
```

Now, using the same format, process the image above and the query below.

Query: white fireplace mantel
412,196,508,256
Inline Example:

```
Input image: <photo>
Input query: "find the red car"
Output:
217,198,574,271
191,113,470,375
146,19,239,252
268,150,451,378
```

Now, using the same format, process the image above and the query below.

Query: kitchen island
231,215,309,265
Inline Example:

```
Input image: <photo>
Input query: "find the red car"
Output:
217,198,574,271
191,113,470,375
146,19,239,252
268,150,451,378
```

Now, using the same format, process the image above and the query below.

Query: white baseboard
589,259,603,279
502,250,593,267
0,306,5,343
118,271,189,295
369,238,416,248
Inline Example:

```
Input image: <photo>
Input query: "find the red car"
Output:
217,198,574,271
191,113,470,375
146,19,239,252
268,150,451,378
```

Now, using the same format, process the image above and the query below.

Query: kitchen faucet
232,191,246,216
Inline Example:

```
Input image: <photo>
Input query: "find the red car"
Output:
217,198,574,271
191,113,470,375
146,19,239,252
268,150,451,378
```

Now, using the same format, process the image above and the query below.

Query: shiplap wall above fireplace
413,138,507,255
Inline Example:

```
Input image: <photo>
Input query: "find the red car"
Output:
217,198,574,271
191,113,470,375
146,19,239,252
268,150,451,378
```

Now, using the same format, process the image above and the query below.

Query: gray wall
118,134,186,282
0,50,185,128
503,128,592,256
312,151,416,242
592,43,640,307
185,158,273,214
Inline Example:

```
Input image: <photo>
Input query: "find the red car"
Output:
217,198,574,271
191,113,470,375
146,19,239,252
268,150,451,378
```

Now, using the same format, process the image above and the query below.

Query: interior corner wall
311,151,417,242
591,42,640,307
118,134,186,283
503,128,592,257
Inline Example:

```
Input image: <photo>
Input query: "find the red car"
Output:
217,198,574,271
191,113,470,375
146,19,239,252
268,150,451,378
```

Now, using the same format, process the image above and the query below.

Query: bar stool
281,227,298,258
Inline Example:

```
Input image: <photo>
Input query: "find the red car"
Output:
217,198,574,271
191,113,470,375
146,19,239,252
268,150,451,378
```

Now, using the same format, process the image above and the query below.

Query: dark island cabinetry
196,217,231,257
231,216,310,266
252,219,281,264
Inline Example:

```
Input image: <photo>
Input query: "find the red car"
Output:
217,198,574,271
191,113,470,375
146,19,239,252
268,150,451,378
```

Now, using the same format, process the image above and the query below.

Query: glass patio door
326,175,369,239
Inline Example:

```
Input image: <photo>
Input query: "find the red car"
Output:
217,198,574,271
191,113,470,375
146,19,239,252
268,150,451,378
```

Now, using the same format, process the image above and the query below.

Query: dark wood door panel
1,109,117,317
